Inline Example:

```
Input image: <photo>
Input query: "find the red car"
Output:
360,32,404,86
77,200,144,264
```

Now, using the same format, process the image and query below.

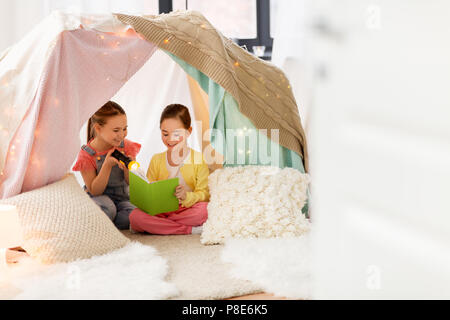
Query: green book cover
129,171,179,215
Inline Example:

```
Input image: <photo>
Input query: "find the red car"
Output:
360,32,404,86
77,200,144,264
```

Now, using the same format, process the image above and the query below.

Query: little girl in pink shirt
72,101,141,229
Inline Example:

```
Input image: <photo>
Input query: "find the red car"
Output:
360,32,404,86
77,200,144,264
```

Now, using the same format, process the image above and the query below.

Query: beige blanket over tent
116,11,308,171
0,10,308,181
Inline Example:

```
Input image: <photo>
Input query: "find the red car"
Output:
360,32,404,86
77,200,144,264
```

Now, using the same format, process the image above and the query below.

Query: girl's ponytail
87,101,126,144
87,117,94,144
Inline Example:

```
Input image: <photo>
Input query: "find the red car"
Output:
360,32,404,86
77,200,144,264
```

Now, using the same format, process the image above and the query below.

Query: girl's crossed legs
129,202,208,235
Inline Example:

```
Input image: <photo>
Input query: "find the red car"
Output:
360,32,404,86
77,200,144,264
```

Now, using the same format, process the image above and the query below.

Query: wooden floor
227,293,287,300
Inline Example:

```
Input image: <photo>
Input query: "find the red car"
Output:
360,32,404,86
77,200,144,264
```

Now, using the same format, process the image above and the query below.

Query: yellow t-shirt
146,148,210,208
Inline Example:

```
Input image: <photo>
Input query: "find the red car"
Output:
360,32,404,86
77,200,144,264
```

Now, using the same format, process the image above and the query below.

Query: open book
129,170,179,215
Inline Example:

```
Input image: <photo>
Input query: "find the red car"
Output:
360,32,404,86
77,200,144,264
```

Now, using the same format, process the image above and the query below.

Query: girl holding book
129,104,209,235
72,101,141,230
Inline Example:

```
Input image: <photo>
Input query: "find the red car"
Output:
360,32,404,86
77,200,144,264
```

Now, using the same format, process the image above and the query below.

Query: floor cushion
0,174,129,263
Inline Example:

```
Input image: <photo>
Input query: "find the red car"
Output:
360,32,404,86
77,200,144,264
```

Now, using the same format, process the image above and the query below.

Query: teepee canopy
0,10,307,199
116,12,307,169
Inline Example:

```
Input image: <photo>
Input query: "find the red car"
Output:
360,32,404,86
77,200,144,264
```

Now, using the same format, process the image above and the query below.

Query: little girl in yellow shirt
129,104,209,235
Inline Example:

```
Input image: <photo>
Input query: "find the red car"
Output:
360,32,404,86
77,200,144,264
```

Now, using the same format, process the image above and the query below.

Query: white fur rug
1,234,310,300
1,242,178,300
221,235,312,299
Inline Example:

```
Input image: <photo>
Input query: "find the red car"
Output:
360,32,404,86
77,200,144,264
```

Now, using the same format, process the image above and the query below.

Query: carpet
123,231,263,300
1,232,308,300
0,232,263,300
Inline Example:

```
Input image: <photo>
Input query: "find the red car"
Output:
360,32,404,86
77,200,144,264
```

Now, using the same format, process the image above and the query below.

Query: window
159,0,272,60
173,0,257,39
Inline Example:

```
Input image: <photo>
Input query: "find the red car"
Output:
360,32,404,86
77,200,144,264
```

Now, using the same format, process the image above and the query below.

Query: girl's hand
104,149,119,169
174,185,187,201
117,160,127,171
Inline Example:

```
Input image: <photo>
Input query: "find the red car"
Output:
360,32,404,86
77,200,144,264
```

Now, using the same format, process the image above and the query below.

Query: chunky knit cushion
0,174,129,263
201,166,311,245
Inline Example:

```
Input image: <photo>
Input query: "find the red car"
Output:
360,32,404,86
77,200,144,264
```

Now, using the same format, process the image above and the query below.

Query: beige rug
121,231,263,300
0,232,263,300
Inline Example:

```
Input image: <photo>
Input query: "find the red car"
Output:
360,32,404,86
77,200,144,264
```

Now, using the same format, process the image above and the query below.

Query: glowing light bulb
234,61,240,67
128,161,140,171
163,39,170,44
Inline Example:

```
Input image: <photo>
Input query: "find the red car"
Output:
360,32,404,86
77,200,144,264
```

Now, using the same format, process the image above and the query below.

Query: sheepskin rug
221,235,312,299
201,166,311,245
1,242,178,300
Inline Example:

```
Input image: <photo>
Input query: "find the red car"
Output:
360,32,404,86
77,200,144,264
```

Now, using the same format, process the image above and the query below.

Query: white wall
271,0,313,137
0,0,159,52
304,0,450,298
0,0,47,52
272,0,450,299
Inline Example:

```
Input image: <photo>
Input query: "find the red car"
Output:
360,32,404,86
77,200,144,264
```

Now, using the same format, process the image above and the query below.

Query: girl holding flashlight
72,101,141,230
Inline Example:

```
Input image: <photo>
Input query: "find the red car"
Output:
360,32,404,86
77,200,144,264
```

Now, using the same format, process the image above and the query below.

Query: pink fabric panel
0,29,157,198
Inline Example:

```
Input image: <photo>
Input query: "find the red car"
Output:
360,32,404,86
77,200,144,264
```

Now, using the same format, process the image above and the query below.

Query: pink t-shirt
72,139,141,172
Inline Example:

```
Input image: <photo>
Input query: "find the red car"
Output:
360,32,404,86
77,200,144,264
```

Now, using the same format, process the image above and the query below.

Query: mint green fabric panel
166,51,308,215
216,93,306,173
166,52,224,127
166,52,304,170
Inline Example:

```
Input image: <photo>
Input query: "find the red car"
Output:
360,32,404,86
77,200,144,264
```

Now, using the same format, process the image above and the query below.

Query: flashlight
111,149,132,168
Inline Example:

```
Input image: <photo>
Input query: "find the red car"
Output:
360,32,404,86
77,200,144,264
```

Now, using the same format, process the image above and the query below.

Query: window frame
158,0,272,60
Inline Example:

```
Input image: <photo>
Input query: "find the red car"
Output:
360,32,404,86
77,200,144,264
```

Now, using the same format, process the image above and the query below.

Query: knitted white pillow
201,166,311,245
0,174,130,264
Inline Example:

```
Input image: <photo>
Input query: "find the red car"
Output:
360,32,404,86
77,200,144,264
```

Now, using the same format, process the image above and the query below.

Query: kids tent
0,10,308,199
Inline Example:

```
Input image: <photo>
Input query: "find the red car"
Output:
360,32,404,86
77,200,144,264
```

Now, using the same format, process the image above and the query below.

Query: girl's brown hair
87,101,126,143
160,104,191,129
